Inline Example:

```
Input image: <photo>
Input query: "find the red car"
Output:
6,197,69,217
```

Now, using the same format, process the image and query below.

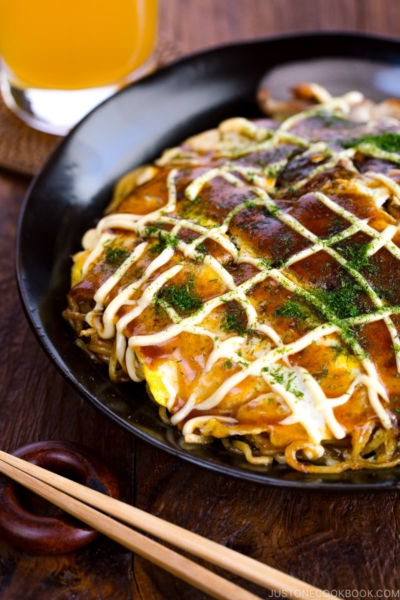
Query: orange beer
0,0,158,89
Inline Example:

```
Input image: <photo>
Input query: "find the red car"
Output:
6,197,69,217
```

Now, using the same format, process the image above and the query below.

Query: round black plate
16,32,400,490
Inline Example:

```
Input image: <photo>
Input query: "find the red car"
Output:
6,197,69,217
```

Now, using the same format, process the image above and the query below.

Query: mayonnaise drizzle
82,233,117,276
81,89,400,443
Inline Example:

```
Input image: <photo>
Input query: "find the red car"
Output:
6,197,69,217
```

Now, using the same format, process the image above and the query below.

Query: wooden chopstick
0,451,333,599
0,455,261,600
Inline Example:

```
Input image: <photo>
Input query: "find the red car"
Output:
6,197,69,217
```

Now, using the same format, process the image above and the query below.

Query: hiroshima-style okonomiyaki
64,83,400,473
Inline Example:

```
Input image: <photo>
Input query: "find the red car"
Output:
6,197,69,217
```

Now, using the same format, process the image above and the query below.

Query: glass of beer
0,0,158,134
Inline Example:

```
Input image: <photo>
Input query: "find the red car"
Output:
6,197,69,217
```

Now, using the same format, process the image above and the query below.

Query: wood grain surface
1,1,400,598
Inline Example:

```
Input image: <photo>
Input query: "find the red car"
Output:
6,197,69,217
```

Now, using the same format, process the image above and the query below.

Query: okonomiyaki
64,83,400,473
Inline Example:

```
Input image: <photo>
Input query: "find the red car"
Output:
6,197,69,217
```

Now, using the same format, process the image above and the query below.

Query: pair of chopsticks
0,451,333,600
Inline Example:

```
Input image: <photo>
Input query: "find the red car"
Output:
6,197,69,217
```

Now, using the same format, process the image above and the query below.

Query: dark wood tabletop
2,1,400,598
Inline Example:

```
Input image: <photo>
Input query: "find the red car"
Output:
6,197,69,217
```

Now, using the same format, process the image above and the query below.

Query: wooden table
1,1,400,598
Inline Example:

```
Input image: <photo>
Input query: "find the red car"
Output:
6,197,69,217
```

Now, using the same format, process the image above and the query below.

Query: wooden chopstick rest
0,441,120,554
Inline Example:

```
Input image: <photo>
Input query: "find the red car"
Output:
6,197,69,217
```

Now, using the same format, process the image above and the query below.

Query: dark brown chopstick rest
0,441,120,554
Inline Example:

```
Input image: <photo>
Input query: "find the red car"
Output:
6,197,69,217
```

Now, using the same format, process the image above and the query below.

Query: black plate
16,32,400,490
